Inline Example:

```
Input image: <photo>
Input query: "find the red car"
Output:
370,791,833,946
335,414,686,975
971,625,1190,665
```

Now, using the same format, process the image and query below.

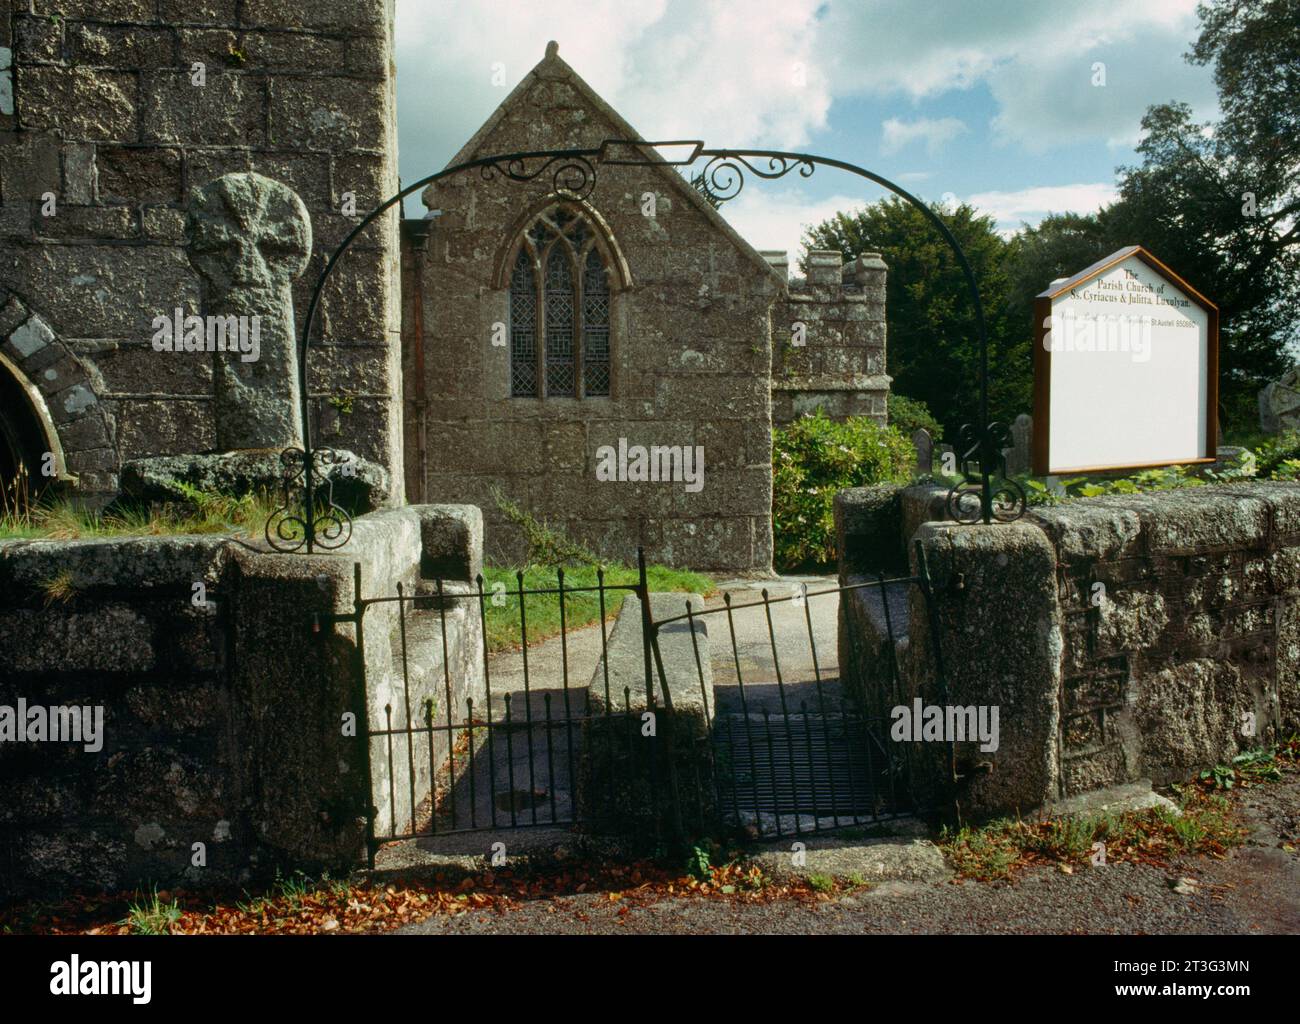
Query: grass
940,785,1250,882
123,887,183,935
0,490,284,541
939,736,1300,882
40,568,78,607
480,562,713,653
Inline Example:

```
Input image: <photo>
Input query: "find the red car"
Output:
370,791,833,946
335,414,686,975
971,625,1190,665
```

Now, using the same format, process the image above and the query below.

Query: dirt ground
399,773,1300,935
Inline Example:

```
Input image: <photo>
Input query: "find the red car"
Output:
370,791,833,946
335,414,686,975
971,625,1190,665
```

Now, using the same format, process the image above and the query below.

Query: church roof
438,41,787,290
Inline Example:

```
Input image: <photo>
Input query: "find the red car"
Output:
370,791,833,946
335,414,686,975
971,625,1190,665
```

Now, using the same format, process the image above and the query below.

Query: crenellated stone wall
768,250,890,427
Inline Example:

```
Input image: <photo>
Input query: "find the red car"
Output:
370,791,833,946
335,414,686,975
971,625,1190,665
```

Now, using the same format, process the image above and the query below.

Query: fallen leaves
1,856,795,937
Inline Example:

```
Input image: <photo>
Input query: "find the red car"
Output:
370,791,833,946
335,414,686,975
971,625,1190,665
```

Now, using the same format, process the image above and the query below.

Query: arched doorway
0,353,61,511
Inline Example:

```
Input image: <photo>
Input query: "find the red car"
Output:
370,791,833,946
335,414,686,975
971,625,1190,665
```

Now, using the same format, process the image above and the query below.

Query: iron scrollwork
698,153,815,203
265,447,354,553
479,154,598,201
944,422,1027,524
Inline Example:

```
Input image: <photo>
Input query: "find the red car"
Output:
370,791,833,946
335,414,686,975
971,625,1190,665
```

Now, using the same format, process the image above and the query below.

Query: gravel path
399,774,1300,935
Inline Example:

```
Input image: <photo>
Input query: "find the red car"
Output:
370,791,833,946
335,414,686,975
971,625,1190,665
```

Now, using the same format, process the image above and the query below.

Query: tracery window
508,205,612,398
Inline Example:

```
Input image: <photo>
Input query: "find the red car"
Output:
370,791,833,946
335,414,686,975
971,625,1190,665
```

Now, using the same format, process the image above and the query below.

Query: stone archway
0,287,117,504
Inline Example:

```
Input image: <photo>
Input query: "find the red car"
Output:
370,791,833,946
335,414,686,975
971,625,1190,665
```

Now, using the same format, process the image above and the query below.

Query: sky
393,0,1220,259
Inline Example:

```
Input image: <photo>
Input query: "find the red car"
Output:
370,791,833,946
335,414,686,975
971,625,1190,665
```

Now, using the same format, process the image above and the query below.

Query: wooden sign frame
1032,245,1219,476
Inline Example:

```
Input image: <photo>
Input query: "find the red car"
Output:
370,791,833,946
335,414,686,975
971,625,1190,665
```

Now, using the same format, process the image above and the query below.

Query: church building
399,43,891,569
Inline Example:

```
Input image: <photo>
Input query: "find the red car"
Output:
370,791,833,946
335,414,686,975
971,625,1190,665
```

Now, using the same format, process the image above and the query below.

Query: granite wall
0,0,404,503
837,482,1300,818
0,503,482,896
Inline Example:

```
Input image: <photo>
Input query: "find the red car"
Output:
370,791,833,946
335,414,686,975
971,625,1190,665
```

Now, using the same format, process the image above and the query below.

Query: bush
1251,430,1300,479
772,410,913,570
887,393,943,442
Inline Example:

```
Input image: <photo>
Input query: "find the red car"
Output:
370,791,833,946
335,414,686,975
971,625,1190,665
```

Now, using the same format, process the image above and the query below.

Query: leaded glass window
583,248,610,397
545,247,575,396
509,250,537,397
506,204,614,399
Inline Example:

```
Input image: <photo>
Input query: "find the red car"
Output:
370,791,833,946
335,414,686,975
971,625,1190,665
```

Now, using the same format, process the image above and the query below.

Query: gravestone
912,428,933,474
1005,414,1033,476
187,172,312,450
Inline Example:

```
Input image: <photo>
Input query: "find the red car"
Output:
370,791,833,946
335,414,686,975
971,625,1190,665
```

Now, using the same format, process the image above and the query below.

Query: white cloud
713,187,868,266
963,182,1119,234
395,0,831,203
818,0,1216,147
394,1,1219,212
717,181,1121,260
881,117,967,156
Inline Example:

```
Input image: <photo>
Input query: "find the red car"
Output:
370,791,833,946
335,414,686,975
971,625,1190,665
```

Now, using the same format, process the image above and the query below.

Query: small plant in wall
328,394,355,416
41,569,79,608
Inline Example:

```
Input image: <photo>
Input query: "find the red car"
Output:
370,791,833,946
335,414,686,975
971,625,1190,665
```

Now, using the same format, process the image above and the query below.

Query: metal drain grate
713,713,904,824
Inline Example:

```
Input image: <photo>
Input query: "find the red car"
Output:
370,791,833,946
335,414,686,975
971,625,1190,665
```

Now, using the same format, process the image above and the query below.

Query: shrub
887,393,943,442
1252,430,1300,479
772,410,913,570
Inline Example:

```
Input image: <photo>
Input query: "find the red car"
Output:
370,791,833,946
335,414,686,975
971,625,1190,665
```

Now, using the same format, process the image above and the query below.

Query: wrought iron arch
270,142,1023,553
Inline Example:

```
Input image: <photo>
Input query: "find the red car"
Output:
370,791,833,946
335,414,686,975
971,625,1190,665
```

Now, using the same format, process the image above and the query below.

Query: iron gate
336,546,950,864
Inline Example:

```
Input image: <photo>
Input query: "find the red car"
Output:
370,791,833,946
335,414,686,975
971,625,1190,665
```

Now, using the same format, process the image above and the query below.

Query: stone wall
0,0,403,503
838,482,1300,818
768,250,890,427
0,503,482,896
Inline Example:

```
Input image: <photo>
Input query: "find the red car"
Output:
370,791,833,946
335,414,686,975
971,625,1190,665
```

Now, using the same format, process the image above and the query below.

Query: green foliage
490,486,600,566
802,197,1022,438
0,488,279,540
801,1,1300,441
1015,449,1263,508
886,393,943,441
1251,430,1300,478
479,562,712,653
686,843,714,880
772,410,913,571
124,888,182,935
1201,746,1286,790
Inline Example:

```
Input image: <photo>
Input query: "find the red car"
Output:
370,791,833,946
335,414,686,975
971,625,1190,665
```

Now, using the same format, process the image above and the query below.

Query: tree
1106,0,1300,430
802,196,1023,436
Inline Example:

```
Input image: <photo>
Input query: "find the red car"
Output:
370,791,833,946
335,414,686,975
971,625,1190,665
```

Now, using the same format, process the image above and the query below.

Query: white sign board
1033,246,1218,475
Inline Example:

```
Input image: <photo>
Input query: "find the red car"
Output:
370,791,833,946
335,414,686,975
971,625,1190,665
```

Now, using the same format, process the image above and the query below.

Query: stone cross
188,172,312,451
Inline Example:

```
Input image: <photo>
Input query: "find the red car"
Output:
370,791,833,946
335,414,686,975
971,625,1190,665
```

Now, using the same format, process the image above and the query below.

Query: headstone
1258,367,1300,434
912,428,933,474
1005,414,1033,476
187,172,312,451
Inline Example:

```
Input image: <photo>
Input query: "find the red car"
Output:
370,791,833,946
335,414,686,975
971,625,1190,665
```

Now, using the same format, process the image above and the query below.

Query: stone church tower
401,43,889,570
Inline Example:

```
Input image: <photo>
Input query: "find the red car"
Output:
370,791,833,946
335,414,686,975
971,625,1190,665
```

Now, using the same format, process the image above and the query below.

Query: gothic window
583,249,610,396
508,205,614,399
509,251,537,397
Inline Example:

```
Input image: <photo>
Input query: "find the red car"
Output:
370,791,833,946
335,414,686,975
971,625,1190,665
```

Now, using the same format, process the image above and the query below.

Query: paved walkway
404,575,850,838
